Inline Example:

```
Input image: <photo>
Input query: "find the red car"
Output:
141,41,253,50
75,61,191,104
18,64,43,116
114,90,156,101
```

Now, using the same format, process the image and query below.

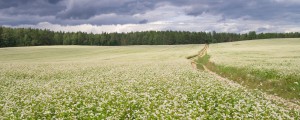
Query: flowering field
209,38,300,76
208,38,300,100
0,45,299,119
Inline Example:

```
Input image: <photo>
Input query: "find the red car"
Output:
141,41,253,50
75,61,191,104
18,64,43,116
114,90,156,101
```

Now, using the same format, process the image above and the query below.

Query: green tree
248,31,257,40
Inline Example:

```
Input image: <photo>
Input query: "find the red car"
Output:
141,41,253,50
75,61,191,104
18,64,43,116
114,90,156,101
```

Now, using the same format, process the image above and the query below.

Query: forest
1,26,300,47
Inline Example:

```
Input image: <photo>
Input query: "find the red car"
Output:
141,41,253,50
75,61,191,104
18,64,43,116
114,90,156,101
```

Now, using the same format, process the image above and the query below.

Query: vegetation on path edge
195,40,300,105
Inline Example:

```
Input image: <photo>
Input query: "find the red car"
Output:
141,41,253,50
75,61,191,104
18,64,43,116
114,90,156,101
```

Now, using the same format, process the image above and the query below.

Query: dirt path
191,44,300,110
189,44,209,69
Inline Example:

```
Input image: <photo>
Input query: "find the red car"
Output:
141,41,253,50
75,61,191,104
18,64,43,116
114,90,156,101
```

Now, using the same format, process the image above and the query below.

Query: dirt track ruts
189,44,209,69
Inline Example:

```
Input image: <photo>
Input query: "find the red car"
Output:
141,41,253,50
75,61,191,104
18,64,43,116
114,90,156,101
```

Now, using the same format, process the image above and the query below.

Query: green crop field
0,44,299,119
207,38,300,101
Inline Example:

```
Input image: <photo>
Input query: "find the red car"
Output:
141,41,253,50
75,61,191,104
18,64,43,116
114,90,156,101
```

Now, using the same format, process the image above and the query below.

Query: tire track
188,44,209,69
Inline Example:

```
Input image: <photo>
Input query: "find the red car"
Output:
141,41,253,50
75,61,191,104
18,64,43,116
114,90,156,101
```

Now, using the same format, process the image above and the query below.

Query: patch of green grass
196,54,300,101
196,54,210,70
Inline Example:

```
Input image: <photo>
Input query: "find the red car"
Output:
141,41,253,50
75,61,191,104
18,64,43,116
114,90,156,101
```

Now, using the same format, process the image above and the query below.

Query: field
0,44,299,119
208,38,300,100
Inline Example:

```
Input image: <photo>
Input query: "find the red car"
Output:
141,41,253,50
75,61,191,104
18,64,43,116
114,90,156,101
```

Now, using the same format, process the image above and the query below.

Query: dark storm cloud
55,0,163,20
0,0,300,26
0,0,159,25
172,0,300,21
0,0,31,8
48,0,61,4
139,19,148,24
0,0,65,16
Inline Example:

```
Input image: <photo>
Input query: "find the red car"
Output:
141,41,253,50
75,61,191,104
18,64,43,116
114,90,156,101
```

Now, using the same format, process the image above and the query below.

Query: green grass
197,54,300,100
195,54,210,70
203,38,300,102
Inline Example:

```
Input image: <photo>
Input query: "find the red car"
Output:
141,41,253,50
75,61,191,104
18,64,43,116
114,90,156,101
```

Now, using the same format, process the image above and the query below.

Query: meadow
208,38,300,101
0,44,299,119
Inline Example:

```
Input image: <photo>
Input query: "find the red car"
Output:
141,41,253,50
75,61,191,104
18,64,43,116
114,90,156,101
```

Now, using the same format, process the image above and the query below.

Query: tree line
1,26,300,47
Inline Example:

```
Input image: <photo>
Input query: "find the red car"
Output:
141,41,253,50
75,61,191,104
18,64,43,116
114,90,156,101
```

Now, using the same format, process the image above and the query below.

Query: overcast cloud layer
1,0,300,33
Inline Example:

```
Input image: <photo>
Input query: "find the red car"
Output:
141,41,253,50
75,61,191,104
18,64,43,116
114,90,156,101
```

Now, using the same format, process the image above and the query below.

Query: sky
1,0,300,33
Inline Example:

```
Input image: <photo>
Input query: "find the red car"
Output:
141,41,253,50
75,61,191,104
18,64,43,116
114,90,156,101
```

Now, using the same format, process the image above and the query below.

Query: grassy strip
196,54,300,101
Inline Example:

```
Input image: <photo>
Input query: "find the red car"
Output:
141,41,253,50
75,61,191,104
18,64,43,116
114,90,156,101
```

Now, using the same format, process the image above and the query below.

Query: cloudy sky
1,0,300,33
